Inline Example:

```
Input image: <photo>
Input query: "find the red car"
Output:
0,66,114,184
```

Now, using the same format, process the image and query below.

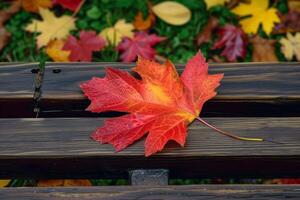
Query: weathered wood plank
39,62,300,117
1,117,300,178
0,63,38,117
1,185,300,200
0,63,38,99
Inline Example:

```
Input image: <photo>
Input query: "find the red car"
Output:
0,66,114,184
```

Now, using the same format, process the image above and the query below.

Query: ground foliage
0,0,296,63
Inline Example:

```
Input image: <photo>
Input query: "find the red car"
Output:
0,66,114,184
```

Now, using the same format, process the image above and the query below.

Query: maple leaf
21,0,52,13
273,11,300,34
25,8,76,48
100,19,134,46
280,33,300,61
52,0,83,11
213,24,247,62
205,0,230,9
250,35,278,62
232,0,280,35
46,39,70,62
117,31,165,62
81,52,224,156
63,31,105,62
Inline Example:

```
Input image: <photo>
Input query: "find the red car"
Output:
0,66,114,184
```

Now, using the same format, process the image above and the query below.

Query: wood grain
1,185,300,199
0,63,38,98
41,62,300,99
1,117,300,178
39,62,300,117
0,63,38,117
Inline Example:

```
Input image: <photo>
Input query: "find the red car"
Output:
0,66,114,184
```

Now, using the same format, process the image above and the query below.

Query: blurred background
0,0,299,63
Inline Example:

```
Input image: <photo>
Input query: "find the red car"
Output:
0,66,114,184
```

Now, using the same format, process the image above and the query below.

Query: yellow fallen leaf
37,179,92,187
152,1,191,25
46,39,70,62
205,0,230,9
26,8,76,48
280,33,300,61
232,0,280,35
100,19,134,46
288,0,300,12
21,0,52,13
0,180,10,187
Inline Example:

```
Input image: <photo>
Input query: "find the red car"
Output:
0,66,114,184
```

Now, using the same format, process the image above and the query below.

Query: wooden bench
0,62,300,199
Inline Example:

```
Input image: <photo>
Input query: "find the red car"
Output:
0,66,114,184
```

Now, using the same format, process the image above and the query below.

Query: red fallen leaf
81,52,220,156
272,179,300,184
81,52,264,156
63,31,105,62
213,25,247,62
117,31,165,62
53,0,83,11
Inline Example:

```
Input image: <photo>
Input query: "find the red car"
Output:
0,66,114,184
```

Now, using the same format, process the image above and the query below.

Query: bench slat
1,117,300,178
1,185,300,199
40,62,300,117
0,64,37,117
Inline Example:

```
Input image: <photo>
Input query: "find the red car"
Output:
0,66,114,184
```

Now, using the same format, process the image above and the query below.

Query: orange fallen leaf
250,35,278,62
21,0,52,13
37,179,92,187
134,11,155,31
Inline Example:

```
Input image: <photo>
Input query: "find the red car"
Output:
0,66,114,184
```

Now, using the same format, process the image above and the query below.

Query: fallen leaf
21,0,52,13
280,32,300,61
80,52,223,156
213,24,247,62
196,17,219,46
100,19,134,46
288,0,300,13
152,1,191,25
0,0,21,51
232,0,280,35
25,8,76,48
38,179,91,187
134,11,155,31
0,180,10,187
205,0,230,9
250,35,278,62
63,31,105,61
273,11,300,34
271,179,300,184
117,31,165,62
46,39,70,62
52,0,83,11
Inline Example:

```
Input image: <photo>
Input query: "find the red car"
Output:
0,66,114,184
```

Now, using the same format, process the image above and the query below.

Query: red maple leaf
53,0,83,11
117,31,165,62
63,31,105,62
81,52,263,156
213,25,247,62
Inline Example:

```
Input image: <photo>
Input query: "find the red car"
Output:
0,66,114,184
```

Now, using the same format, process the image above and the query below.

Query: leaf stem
195,117,264,142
